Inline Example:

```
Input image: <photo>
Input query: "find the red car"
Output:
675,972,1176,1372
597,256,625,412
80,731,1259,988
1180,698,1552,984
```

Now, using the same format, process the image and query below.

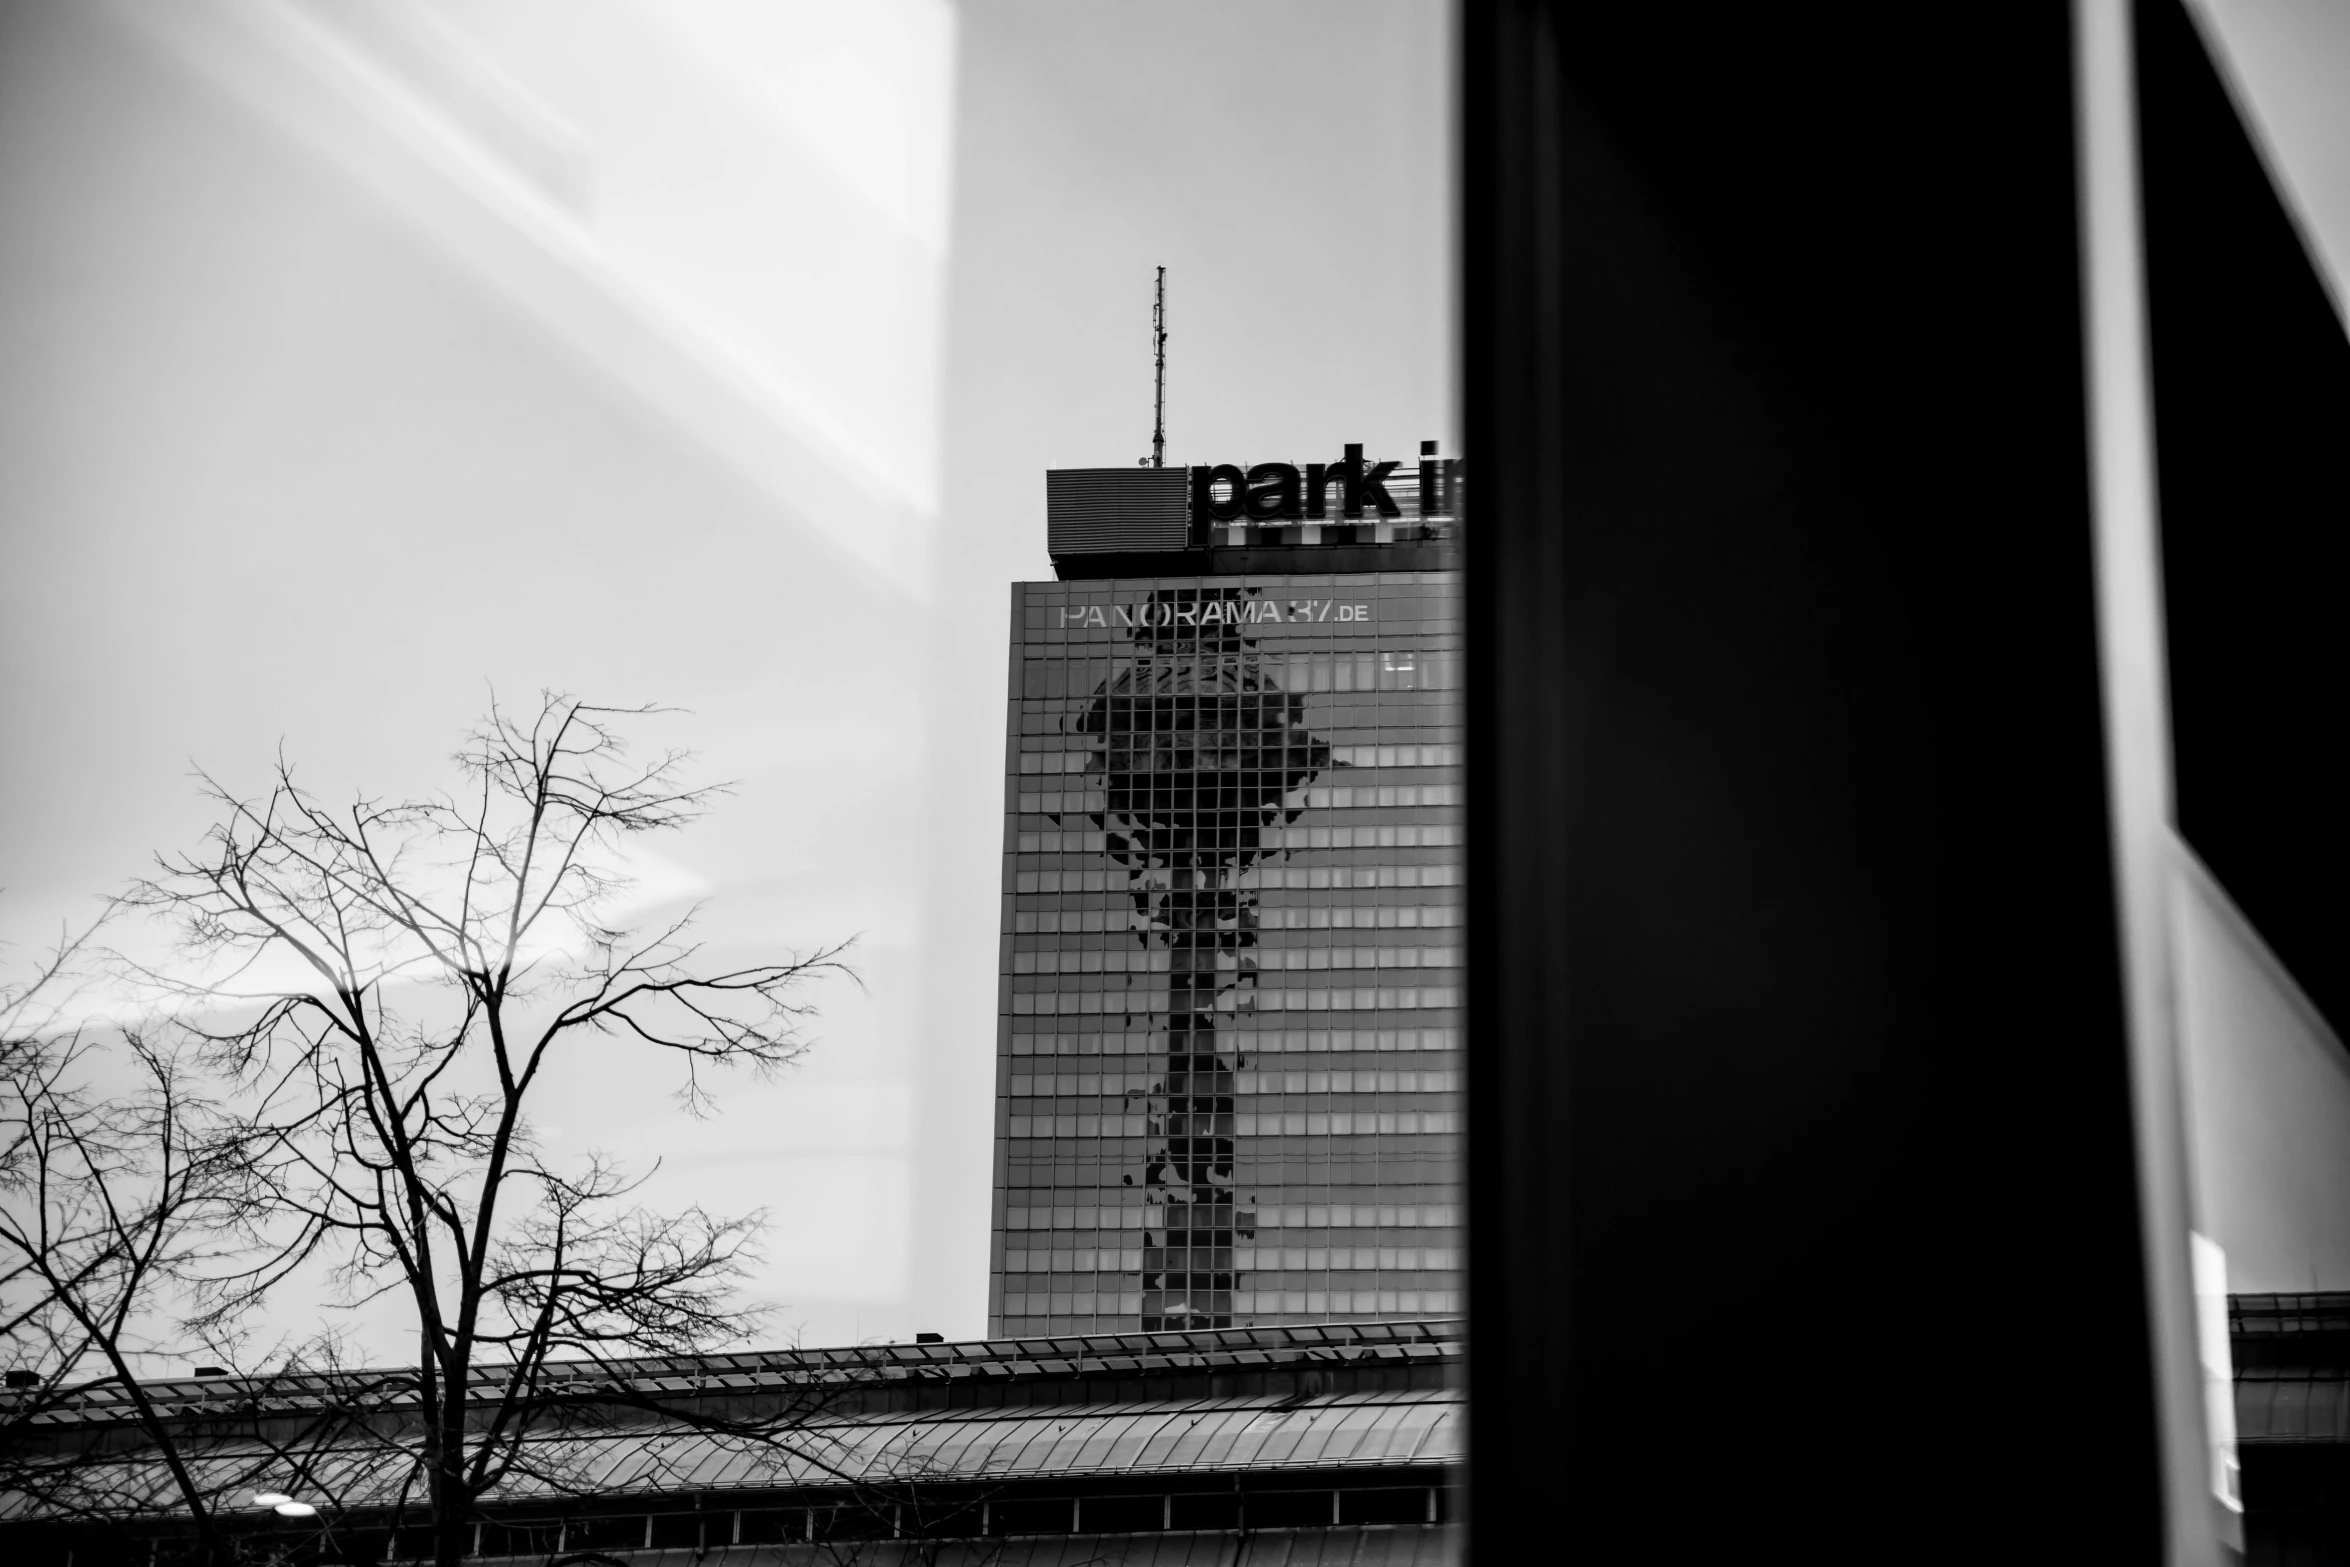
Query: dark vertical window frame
1459,3,1569,1563
1462,3,2173,1557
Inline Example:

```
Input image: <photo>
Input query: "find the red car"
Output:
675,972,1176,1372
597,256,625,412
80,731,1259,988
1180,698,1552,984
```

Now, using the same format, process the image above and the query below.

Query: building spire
1149,266,1168,469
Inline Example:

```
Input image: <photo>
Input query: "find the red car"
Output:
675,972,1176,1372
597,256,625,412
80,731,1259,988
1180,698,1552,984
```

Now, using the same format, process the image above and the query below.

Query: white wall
2172,848,2350,1293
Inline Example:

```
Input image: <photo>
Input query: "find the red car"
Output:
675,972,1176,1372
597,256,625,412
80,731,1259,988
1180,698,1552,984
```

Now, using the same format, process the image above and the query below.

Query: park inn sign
1040,440,1455,561
1189,442,1447,524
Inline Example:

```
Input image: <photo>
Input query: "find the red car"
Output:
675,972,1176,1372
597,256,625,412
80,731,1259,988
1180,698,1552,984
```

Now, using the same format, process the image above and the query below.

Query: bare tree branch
1,914,258,1565
96,693,854,1567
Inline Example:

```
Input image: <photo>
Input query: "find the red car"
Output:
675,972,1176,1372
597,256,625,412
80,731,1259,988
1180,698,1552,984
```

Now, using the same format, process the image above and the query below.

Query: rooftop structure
0,1321,1462,1566
1043,446,1463,579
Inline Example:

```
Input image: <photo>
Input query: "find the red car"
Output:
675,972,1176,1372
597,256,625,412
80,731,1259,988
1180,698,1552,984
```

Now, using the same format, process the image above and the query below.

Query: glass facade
992,571,1462,1336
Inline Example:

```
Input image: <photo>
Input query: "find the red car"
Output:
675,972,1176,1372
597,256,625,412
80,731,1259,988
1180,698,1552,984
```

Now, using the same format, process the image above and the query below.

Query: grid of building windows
992,571,1462,1337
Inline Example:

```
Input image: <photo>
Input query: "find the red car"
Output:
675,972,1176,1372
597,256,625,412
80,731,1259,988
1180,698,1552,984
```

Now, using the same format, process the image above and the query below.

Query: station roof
0,1321,1463,1522
5,1319,1463,1430
2231,1292,2350,1444
1,1387,1459,1520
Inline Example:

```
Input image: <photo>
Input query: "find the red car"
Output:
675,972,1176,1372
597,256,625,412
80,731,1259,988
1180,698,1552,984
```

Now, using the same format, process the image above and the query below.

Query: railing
4,1320,1465,1428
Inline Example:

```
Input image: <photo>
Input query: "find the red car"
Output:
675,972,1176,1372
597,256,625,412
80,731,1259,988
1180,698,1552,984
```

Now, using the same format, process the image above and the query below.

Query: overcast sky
0,0,2342,1360
0,0,1450,1357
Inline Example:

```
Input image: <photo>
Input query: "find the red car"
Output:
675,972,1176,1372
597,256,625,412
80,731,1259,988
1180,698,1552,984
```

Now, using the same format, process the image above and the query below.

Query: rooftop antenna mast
1148,266,1168,468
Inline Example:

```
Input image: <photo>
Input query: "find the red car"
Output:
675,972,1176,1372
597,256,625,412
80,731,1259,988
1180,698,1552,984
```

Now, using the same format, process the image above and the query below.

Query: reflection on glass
994,535,1463,1336
1082,588,1329,1328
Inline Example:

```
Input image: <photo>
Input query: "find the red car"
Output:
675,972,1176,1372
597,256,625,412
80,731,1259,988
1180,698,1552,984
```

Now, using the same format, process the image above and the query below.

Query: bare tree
121,695,851,1567
0,921,254,1563
3,928,448,1567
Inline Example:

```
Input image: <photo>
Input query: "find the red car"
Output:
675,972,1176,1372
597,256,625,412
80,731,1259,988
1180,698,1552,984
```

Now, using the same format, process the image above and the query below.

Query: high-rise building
990,447,1464,1337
